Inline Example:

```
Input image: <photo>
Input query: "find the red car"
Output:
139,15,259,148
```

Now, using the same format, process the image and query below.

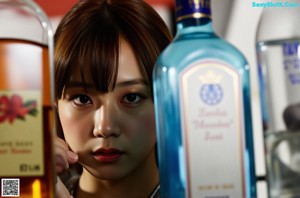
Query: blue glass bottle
153,0,256,197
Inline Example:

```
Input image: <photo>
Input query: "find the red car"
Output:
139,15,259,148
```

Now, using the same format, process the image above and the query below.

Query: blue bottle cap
176,0,211,22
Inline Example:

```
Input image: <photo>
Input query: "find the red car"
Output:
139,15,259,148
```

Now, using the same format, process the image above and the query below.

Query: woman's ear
53,101,58,109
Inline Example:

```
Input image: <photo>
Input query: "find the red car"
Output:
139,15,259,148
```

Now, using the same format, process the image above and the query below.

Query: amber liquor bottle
0,0,55,197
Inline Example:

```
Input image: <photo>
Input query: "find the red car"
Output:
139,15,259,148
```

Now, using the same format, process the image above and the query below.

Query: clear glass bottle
264,130,300,198
153,0,256,197
256,1,300,133
256,2,300,197
0,0,55,197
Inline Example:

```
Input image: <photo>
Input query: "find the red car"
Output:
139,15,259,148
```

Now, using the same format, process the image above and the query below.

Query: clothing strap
149,184,160,198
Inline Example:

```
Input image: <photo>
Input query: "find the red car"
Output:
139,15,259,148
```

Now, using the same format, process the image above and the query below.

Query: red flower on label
0,94,38,124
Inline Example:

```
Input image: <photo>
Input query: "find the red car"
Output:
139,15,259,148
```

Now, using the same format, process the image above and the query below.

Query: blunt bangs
54,0,172,100
77,18,119,93
55,6,119,99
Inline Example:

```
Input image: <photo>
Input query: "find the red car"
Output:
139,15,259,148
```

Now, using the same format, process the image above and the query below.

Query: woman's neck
76,150,159,198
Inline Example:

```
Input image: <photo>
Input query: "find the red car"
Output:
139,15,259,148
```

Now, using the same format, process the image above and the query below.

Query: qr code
1,179,20,197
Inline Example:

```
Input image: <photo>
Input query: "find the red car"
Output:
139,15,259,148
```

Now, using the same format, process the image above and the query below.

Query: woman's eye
122,93,144,104
72,95,92,106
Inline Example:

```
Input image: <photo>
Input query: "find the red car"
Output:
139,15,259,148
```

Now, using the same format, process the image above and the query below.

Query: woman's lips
92,148,124,162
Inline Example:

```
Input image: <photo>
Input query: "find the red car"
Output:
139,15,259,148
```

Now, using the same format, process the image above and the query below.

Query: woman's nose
93,101,121,138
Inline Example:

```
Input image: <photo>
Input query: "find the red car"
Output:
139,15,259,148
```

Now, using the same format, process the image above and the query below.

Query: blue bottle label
176,0,211,21
179,60,246,197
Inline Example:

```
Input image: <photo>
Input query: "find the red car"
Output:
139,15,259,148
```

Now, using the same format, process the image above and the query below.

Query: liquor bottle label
0,91,44,176
179,60,246,197
283,41,300,103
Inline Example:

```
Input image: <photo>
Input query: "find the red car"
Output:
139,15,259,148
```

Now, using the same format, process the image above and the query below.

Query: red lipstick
93,148,124,162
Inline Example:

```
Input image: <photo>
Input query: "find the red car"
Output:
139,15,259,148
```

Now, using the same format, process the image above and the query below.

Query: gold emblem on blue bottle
199,71,223,105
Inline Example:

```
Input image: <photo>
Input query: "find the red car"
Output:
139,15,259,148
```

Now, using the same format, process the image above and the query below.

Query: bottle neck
175,0,213,34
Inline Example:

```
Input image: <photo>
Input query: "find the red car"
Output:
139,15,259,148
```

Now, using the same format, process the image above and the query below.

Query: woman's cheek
132,105,156,138
140,105,156,131
58,102,88,151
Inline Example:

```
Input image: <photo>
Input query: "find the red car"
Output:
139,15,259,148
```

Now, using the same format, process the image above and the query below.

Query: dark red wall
35,0,174,17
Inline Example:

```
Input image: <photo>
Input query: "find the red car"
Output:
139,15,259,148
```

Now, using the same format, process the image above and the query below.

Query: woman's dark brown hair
54,0,172,146
54,0,172,186
54,0,172,100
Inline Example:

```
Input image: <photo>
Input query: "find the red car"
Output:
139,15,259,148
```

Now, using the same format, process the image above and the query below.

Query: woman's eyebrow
65,79,148,90
115,79,149,87
65,81,94,89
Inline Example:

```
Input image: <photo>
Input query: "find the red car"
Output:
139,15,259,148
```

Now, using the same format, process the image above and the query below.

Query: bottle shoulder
156,34,248,69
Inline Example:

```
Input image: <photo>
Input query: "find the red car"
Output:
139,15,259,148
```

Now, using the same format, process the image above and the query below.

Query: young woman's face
58,39,157,180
